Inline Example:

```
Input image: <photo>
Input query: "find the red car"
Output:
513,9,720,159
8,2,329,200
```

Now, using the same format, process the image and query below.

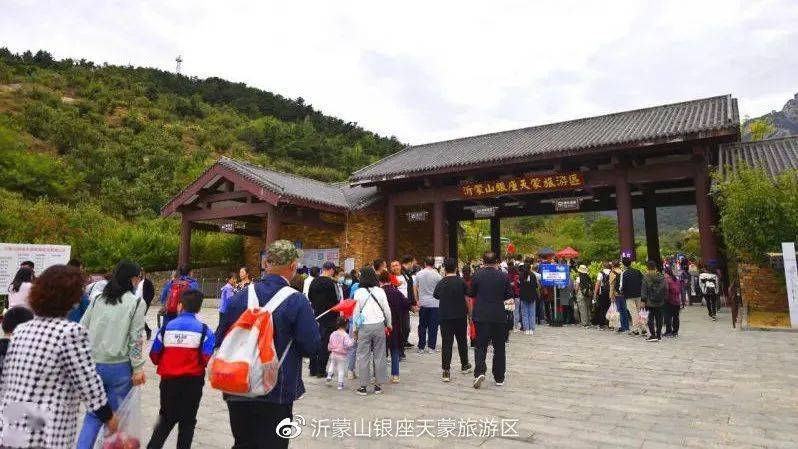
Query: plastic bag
605,302,620,322
637,308,649,326
94,386,142,449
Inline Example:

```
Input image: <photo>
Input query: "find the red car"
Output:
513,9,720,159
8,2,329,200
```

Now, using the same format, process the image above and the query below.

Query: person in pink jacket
663,267,683,337
327,316,354,389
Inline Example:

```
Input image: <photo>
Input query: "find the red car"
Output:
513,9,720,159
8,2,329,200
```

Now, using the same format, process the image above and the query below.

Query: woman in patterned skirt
0,265,119,449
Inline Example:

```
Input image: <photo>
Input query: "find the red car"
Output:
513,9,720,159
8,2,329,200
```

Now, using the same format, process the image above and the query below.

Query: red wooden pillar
178,216,192,267
490,217,501,257
615,176,635,260
643,187,661,264
694,169,719,265
386,199,397,261
433,200,445,258
265,204,280,246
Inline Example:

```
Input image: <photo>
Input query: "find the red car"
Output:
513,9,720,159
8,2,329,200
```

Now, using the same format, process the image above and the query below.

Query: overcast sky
2,0,797,144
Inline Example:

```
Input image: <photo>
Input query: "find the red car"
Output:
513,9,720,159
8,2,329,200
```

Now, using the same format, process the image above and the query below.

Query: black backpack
703,277,717,295
599,272,610,296
579,273,593,298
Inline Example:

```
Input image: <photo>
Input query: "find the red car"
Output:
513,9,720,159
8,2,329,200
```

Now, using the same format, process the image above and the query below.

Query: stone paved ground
137,306,798,449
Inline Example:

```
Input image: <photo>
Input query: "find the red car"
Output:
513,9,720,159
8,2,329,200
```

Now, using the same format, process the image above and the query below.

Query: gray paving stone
126,305,798,448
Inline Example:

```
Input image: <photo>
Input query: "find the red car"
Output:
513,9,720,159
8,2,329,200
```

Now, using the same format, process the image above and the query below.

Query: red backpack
166,279,190,314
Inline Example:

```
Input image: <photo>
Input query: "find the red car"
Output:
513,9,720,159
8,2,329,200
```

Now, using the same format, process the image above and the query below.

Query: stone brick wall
345,207,385,269
738,263,788,312
239,205,387,274
396,204,434,260
243,234,264,277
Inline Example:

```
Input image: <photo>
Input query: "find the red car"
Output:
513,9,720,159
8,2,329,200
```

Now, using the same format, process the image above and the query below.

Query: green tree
716,166,798,261
745,117,776,141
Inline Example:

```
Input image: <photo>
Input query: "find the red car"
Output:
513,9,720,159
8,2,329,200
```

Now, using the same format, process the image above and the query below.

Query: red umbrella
556,247,579,259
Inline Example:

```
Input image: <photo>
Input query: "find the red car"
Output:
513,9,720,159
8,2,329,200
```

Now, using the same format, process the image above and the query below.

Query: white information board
782,242,798,328
343,258,355,273
300,248,341,268
0,243,71,291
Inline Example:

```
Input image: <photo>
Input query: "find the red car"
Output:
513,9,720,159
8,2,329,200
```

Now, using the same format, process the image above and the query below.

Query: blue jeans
616,296,629,331
520,300,537,331
76,362,133,449
417,307,439,350
390,345,401,376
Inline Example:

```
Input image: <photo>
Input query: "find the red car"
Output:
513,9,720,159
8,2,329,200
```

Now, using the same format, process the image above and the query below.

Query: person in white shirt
352,267,392,395
390,261,408,298
8,267,34,309
303,266,319,298
699,267,720,320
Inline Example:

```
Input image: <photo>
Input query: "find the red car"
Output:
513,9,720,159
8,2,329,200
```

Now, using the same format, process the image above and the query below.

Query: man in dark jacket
400,256,417,350
434,257,472,382
469,251,513,388
215,240,321,449
619,257,644,336
641,260,667,342
308,261,340,378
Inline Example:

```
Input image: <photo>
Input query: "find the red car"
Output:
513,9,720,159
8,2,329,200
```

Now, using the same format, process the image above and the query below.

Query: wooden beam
191,222,263,237
162,164,281,217
195,190,253,204
182,202,272,221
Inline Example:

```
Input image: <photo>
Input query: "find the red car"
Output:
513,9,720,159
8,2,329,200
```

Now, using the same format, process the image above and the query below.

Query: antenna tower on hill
175,55,183,74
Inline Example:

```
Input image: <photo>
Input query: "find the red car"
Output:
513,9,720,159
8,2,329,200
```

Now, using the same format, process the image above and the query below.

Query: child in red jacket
148,289,215,449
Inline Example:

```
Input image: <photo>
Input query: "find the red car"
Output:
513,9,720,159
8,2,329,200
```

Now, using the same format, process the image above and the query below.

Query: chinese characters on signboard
459,172,584,199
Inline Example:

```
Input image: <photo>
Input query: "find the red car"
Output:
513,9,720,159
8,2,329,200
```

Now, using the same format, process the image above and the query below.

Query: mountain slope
0,48,404,269
742,93,798,141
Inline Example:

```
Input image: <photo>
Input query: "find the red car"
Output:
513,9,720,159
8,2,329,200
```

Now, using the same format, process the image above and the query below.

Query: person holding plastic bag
77,260,147,449
0,265,119,449
92,387,142,449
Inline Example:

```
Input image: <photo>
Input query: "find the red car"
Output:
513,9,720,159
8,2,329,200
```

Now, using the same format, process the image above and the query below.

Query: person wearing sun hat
575,264,593,327
214,239,320,449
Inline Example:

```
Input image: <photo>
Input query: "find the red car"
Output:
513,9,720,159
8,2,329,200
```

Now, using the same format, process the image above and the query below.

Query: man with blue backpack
214,240,320,449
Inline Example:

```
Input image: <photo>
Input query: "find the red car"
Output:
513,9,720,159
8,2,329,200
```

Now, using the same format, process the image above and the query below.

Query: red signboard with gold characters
459,172,584,199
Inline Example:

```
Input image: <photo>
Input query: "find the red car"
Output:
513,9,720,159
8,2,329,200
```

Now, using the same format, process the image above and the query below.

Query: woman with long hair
352,267,392,395
8,266,34,309
518,264,539,335
77,260,147,449
0,265,119,448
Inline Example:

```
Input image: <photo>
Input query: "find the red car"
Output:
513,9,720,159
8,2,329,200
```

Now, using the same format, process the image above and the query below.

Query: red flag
330,299,357,318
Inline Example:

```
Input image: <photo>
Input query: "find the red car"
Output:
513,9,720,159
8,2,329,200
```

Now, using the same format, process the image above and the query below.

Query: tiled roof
717,136,798,179
217,157,379,210
351,95,739,183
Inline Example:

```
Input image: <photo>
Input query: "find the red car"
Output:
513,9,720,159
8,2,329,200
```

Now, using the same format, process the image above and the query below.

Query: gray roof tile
351,95,739,183
218,157,380,210
717,136,798,179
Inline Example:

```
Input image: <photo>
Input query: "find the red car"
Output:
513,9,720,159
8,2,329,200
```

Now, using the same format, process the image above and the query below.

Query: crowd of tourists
0,241,728,449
